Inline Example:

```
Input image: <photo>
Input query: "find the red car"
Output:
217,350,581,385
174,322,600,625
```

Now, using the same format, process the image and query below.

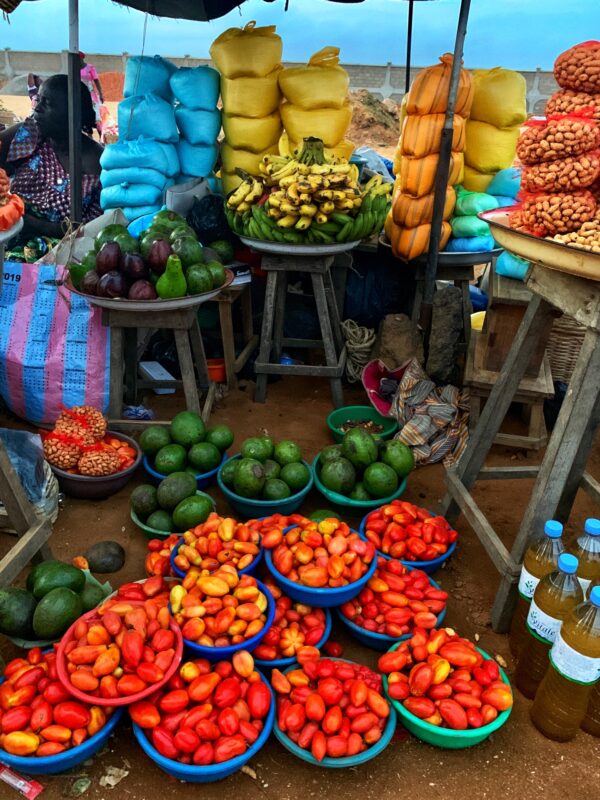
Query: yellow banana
335,199,355,211
332,190,347,202
349,164,359,183
277,214,299,228
272,160,301,181
314,190,333,202
281,201,299,214
297,181,313,194
315,212,329,225
363,173,383,193
237,201,251,213
299,193,312,204
227,179,252,208
268,192,283,208
297,164,310,176
328,163,351,174
279,174,300,189
245,179,263,204
295,216,313,230
287,182,301,203
299,204,317,217
371,182,393,196
320,201,335,215
310,164,331,176
353,197,362,210
267,206,282,219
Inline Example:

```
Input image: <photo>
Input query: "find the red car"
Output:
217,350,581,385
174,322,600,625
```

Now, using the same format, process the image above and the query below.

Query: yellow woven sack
281,102,352,148
210,21,282,79
278,47,349,110
399,152,464,198
221,171,243,194
222,112,282,154
470,68,527,129
279,132,355,161
465,120,520,174
392,186,456,228
221,142,279,176
220,69,281,118
406,54,474,117
401,113,466,158
463,164,493,193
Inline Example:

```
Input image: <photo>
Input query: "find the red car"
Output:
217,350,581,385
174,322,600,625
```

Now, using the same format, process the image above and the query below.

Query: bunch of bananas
223,138,393,245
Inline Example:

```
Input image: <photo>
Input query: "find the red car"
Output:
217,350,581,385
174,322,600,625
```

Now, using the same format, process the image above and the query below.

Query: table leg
189,320,210,392
174,328,201,416
123,328,138,405
218,300,237,390
312,272,344,408
324,269,345,356
240,284,254,345
254,270,278,404
108,326,124,420
272,271,288,365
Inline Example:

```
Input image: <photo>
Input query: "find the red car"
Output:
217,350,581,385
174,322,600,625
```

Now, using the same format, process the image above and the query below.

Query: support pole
405,0,414,95
68,0,82,225
419,0,471,343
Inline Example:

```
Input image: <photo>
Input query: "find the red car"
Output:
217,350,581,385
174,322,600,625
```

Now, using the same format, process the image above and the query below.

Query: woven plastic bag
100,167,169,190
101,183,164,209
450,214,490,238
278,47,349,110
122,204,162,222
465,120,520,174
392,186,456,228
177,141,219,178
470,68,527,129
445,234,496,253
495,250,529,280
487,167,521,198
462,165,493,193
454,186,499,216
175,107,222,146
100,138,179,177
170,65,220,110
278,132,354,161
398,152,464,198
401,113,466,158
281,102,352,148
223,112,282,153
220,70,281,118
406,54,473,117
210,21,282,79
221,142,279,176
123,55,176,101
118,94,178,144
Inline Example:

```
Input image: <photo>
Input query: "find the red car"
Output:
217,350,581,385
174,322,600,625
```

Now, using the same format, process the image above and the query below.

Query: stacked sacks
103,56,179,221
463,68,527,193
171,65,221,183
388,53,473,261
211,22,283,194
446,185,499,252
278,47,354,160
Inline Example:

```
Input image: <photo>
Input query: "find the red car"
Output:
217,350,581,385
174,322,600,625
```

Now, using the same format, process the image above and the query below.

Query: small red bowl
56,605,183,707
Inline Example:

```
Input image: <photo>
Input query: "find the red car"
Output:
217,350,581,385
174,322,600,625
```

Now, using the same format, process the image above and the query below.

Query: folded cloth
390,358,469,467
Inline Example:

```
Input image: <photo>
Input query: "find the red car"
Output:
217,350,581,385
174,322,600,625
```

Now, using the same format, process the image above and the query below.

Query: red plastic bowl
56,605,183,707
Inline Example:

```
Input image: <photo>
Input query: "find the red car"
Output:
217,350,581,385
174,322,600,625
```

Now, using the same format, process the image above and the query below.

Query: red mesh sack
518,190,596,237
545,89,600,122
516,114,600,165
554,41,600,93
521,151,600,193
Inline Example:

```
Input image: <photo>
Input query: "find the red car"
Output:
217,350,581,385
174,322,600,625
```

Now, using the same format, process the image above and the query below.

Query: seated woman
0,74,103,240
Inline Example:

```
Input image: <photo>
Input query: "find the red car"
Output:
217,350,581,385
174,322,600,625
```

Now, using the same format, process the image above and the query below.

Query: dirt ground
0,377,598,800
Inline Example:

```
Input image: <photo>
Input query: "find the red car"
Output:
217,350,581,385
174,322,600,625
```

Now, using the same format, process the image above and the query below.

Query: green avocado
32,561,86,600
170,411,206,448
139,426,172,456
94,224,129,253
154,444,188,475
233,458,266,498
171,237,204,269
32,587,83,640
172,494,214,531
156,471,198,510
0,588,37,637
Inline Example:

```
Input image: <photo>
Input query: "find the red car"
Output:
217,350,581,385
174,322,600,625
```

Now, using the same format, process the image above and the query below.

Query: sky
1,0,597,70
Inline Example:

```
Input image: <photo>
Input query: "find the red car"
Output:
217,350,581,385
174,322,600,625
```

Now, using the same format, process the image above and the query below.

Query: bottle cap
544,520,563,538
558,553,578,574
590,586,600,608
584,518,600,536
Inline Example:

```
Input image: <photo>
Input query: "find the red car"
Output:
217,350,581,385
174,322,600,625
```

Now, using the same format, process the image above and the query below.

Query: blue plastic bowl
127,212,157,238
217,454,314,518
0,653,124,775
358,511,457,575
335,563,447,651
143,452,228,490
264,543,377,608
178,579,276,661
273,658,397,767
170,536,263,578
254,607,333,672
133,676,275,781
312,455,407,513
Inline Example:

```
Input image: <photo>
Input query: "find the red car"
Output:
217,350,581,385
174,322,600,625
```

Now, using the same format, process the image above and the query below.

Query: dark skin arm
93,77,104,104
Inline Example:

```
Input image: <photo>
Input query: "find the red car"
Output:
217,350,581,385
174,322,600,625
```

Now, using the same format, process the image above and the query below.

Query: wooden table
441,263,600,631
211,284,258,389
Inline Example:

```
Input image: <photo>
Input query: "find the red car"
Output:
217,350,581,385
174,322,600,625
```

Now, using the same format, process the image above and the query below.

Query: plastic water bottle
531,586,600,741
509,520,564,657
570,518,600,595
515,553,583,699
582,682,600,736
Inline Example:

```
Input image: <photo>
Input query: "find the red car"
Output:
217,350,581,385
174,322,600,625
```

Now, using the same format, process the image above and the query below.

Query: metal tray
379,234,502,265
0,217,23,244
65,268,234,311
239,236,361,256
480,209,600,282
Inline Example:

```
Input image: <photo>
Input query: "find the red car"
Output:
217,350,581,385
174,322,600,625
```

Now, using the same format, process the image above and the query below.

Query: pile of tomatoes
172,514,261,575
362,501,458,562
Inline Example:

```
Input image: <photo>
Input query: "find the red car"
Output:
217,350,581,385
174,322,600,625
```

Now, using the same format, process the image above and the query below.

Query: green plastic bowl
130,490,216,540
327,406,398,444
383,642,513,749
311,454,407,513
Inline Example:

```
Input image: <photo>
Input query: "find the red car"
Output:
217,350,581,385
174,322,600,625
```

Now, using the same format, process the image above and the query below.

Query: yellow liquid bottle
515,553,583,699
582,681,600,736
570,518,600,595
531,585,600,741
509,521,565,658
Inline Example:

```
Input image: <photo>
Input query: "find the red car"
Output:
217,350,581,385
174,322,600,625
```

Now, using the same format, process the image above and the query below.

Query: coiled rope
341,319,376,383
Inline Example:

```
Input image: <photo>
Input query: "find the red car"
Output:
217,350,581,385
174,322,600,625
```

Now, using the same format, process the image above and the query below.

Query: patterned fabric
390,358,470,467
7,118,101,224
81,64,102,121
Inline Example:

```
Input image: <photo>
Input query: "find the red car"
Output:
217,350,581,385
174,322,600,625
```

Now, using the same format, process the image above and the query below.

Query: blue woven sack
177,141,219,177
100,167,169,190
100,139,180,177
124,55,176,101
170,66,220,110
175,107,222,146
118,95,178,144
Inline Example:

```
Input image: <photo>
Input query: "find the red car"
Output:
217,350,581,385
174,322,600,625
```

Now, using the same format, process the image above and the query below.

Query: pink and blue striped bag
0,262,110,425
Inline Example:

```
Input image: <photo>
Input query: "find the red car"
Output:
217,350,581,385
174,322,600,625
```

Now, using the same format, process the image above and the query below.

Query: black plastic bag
187,195,232,245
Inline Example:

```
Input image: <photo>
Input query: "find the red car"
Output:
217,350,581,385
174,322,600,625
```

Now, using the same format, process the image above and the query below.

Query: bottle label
579,577,592,595
526,599,561,644
550,633,600,685
518,565,540,600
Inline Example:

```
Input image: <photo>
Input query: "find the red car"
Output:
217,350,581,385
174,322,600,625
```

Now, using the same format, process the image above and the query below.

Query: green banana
312,229,335,244
336,220,354,242
332,212,354,226
312,221,341,235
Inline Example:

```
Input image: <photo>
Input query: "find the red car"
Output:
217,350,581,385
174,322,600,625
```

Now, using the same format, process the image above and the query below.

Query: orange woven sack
392,186,456,228
399,152,464,198
401,113,466,158
406,54,473,117
389,221,452,261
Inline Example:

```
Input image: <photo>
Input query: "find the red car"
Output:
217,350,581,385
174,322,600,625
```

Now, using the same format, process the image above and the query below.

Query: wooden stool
212,284,258,389
103,306,215,431
441,263,600,632
465,331,554,452
254,254,346,408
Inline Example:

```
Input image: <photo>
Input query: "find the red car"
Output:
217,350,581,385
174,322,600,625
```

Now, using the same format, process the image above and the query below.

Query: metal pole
405,0,414,95
419,0,471,340
68,0,82,225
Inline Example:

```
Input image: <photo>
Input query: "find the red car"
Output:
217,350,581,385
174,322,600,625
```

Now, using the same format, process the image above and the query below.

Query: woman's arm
0,125,21,171
94,78,104,104
20,214,65,240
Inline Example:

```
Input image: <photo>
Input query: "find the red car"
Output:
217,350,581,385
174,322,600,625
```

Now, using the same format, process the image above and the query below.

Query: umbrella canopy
111,0,244,21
